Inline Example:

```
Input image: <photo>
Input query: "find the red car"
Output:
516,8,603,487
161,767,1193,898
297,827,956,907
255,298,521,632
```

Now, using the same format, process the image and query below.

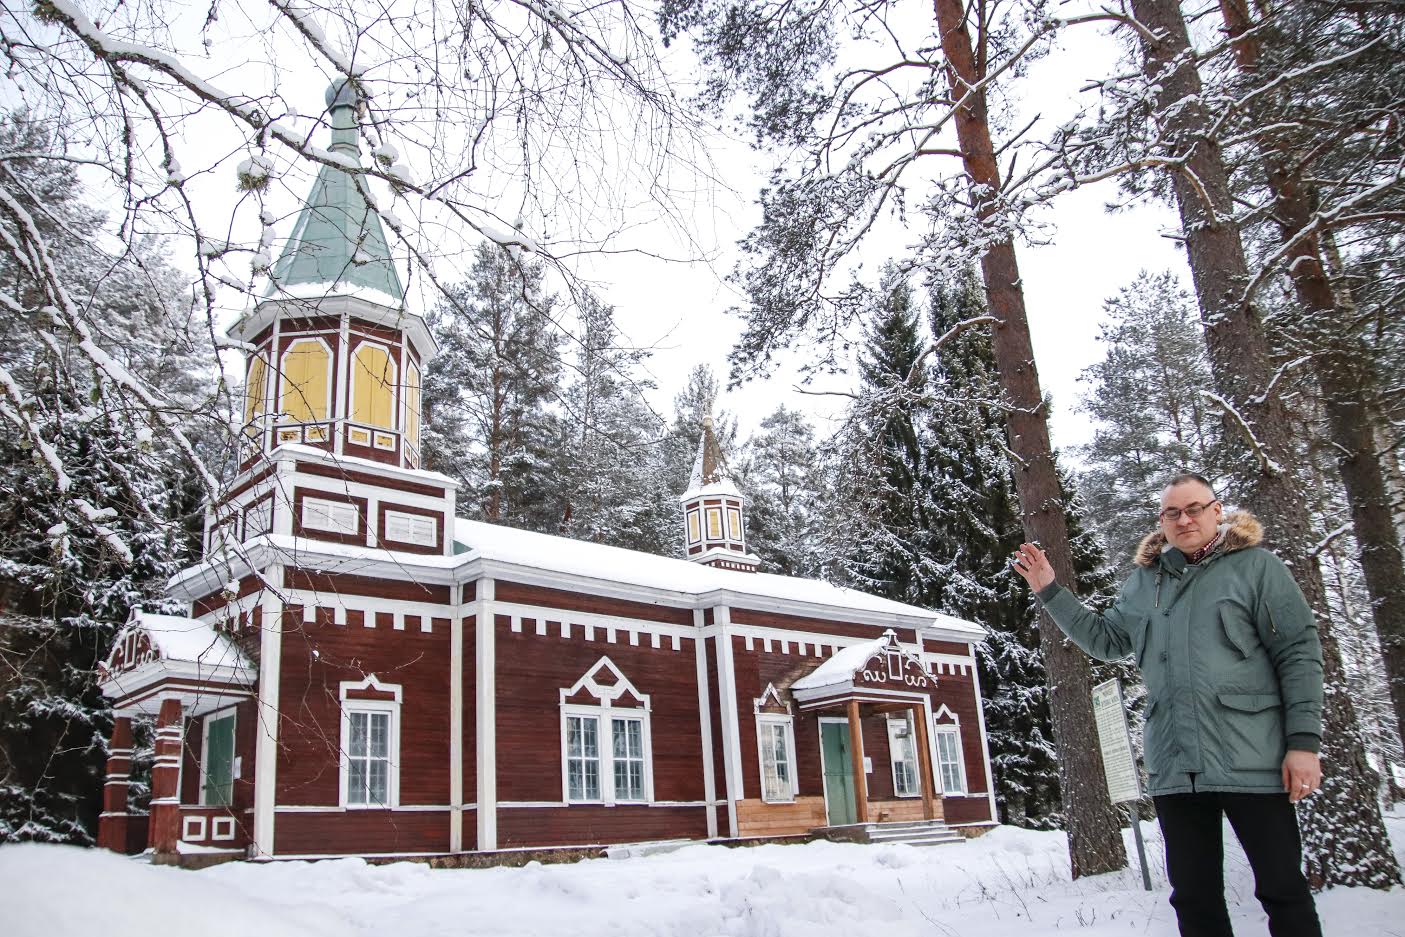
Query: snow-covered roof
270,442,460,489
453,518,984,637
132,612,250,669
791,636,890,691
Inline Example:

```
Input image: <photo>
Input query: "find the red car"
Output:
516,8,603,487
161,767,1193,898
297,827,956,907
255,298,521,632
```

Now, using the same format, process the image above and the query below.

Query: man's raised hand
1012,542,1057,592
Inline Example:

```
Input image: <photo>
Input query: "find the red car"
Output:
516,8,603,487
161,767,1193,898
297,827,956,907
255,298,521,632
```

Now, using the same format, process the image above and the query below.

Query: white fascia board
697,588,963,636
233,294,438,361
470,557,700,610
790,679,856,702
272,443,459,490
167,535,461,601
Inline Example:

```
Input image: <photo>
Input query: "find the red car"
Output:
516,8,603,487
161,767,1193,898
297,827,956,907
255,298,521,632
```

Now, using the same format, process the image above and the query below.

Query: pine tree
424,242,567,531
1076,271,1228,576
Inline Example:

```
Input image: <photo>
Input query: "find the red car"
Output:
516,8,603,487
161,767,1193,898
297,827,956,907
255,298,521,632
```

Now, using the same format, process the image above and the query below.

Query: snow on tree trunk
1129,0,1400,889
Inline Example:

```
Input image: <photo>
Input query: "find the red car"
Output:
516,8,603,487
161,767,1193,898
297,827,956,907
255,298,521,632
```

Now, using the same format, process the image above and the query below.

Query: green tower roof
268,80,404,304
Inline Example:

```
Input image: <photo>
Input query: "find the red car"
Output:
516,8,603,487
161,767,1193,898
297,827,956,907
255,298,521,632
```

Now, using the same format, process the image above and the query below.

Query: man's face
1159,480,1223,555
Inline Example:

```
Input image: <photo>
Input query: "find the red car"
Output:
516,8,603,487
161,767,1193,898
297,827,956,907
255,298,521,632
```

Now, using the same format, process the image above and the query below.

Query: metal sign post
1091,678,1152,891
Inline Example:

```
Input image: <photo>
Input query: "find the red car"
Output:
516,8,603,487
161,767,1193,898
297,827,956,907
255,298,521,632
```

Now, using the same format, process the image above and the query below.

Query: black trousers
1153,791,1322,937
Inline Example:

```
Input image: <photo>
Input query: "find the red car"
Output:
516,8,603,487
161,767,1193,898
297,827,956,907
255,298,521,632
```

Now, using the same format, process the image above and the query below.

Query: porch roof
98,612,256,717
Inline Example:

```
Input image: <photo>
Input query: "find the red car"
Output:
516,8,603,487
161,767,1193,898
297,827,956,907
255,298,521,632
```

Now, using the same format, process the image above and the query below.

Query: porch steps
820,819,965,848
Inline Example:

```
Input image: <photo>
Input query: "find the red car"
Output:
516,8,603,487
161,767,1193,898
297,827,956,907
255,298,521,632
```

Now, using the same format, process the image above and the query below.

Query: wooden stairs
818,818,965,848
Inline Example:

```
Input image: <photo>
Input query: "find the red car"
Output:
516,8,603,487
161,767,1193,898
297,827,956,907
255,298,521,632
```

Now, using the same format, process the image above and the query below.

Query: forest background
0,0,1402,897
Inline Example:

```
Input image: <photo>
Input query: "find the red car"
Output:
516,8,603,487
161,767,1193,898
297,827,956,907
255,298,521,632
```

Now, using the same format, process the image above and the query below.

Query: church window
726,506,743,541
933,724,966,795
706,507,723,540
340,678,401,809
888,716,920,797
756,714,797,803
560,658,653,805
352,342,396,430
686,510,701,544
280,339,331,423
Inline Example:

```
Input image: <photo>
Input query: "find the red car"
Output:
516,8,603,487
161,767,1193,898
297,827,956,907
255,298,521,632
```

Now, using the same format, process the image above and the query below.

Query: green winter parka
1038,511,1324,797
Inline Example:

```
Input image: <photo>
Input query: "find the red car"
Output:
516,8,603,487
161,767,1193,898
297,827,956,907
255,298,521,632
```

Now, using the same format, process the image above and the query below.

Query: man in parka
1012,473,1324,937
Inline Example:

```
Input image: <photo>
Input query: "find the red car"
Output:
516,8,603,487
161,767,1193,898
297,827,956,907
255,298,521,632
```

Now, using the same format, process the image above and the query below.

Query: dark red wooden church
96,84,996,862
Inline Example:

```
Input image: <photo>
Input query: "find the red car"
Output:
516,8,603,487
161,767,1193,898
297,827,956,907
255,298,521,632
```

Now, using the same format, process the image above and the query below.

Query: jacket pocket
1216,692,1285,771
1131,615,1154,668
1141,697,1171,774
1217,601,1260,660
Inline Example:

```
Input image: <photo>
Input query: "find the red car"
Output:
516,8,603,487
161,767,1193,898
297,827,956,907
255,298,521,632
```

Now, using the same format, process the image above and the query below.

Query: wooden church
95,82,996,862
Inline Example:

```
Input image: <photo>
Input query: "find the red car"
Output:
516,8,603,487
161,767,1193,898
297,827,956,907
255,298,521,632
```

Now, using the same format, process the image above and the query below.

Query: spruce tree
741,406,824,578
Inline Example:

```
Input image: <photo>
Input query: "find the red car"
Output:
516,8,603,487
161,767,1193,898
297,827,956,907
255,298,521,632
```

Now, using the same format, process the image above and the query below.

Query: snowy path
6,815,1405,936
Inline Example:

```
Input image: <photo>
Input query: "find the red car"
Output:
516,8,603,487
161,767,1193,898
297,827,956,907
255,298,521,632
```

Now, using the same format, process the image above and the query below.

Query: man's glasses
1159,500,1218,522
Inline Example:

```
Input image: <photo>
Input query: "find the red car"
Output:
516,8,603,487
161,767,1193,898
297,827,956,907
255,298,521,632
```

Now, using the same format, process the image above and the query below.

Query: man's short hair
1164,472,1218,499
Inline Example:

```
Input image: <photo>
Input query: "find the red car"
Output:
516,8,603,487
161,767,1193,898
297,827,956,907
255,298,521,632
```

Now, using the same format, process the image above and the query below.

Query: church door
819,719,857,826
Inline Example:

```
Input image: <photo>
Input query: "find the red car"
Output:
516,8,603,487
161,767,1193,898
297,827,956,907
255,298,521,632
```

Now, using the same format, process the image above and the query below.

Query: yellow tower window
280,339,330,423
403,358,421,450
352,343,397,430
243,355,268,430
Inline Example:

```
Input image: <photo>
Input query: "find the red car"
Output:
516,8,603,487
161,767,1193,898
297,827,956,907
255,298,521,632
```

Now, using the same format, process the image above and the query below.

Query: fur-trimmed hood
1133,510,1264,568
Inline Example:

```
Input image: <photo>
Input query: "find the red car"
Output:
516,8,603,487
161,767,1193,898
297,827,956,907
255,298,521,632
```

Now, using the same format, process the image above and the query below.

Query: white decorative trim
349,338,399,431
252,574,283,858
559,656,652,707
714,607,743,836
967,646,999,819
692,609,718,838
450,608,464,852
212,816,236,841
752,683,793,716
183,816,208,841
278,335,334,424
476,577,497,850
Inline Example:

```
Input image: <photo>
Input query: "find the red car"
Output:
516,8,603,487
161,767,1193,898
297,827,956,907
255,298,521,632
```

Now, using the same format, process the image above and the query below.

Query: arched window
280,339,331,423
243,354,268,430
402,358,421,450
352,342,396,430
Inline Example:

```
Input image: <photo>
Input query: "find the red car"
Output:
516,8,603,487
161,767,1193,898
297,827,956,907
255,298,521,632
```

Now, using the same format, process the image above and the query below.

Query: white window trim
686,509,702,545
705,506,724,540
558,657,654,806
350,340,399,431
726,504,743,541
278,336,333,423
755,713,799,803
198,705,239,807
402,358,421,451
339,676,402,809
886,714,921,799
931,705,968,796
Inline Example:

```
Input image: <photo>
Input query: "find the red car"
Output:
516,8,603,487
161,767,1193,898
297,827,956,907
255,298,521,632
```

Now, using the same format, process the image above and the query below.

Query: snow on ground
6,814,1405,937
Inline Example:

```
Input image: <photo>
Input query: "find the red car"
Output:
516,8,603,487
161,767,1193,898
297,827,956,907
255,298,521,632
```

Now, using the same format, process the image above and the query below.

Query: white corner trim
450,608,464,852
476,577,497,850
252,573,283,858
714,606,743,836
693,609,718,838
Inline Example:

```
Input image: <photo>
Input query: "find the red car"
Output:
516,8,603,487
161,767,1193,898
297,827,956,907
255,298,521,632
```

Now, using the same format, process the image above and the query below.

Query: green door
204,713,235,806
820,721,857,826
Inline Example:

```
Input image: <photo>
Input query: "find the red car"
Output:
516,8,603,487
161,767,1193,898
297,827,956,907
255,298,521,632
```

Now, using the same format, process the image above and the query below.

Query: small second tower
680,416,759,572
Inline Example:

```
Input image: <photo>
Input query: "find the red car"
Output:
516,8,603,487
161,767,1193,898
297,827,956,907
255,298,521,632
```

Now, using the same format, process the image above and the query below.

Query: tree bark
933,0,1127,878
1130,0,1401,889
1218,0,1405,764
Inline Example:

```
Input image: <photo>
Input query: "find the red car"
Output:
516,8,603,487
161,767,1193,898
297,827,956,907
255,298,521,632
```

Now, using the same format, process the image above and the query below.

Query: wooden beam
913,704,937,821
847,699,869,824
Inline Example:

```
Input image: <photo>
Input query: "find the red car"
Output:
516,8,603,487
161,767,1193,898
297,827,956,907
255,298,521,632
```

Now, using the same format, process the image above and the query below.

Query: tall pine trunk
1128,0,1400,889
933,0,1127,878
1217,0,1405,764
